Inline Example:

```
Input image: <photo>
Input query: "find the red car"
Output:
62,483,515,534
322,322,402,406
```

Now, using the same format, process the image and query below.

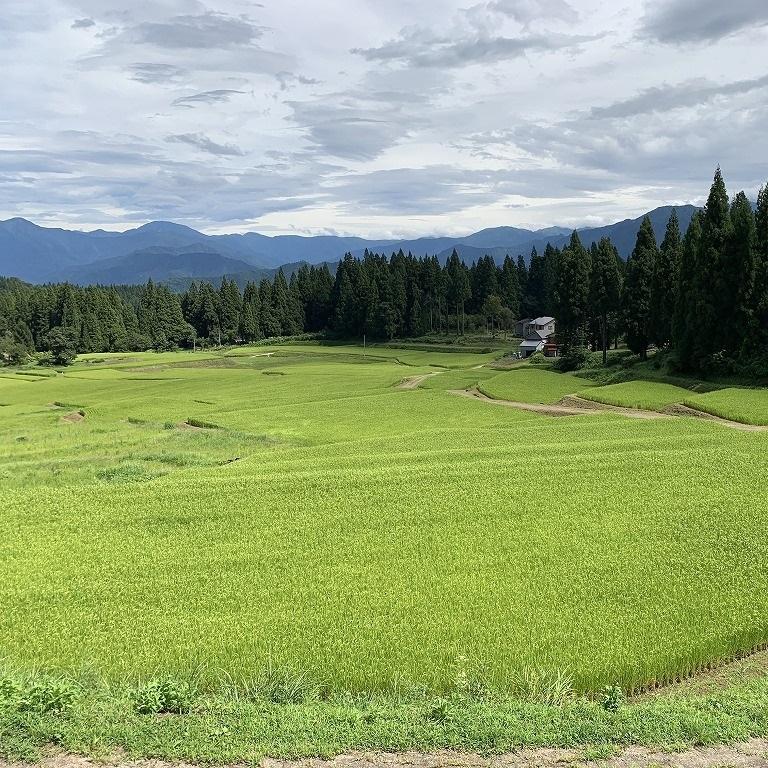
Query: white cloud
0,0,766,235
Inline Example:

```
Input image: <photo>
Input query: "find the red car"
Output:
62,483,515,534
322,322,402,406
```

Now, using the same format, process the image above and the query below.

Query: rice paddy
577,381,693,411
684,387,768,426
2,343,768,698
479,368,597,403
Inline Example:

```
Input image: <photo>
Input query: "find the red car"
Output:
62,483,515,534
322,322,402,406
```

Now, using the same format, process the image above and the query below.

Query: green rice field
2,344,768,697
684,387,768,426
577,381,693,411
479,368,596,404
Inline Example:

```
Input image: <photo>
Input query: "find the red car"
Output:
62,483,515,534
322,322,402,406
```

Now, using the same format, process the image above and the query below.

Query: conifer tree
446,249,470,334
258,279,280,337
694,167,732,365
588,237,622,364
499,255,521,320
239,281,262,342
525,247,547,317
723,191,756,355
555,232,591,350
623,216,658,360
672,211,702,371
749,184,768,361
218,277,242,343
651,210,682,348
542,244,560,316
516,254,528,313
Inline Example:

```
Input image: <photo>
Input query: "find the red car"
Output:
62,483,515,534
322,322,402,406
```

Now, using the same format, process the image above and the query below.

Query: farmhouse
518,316,558,358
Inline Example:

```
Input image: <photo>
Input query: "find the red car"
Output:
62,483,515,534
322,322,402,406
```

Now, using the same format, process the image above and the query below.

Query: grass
5,667,768,761
578,381,695,411
2,347,768,758
684,388,768,426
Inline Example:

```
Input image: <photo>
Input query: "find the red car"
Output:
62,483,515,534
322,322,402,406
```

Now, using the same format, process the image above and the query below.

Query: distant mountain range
0,205,698,286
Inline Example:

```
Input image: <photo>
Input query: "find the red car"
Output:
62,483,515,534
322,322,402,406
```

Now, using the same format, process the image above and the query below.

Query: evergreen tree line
1,168,766,374
0,277,199,364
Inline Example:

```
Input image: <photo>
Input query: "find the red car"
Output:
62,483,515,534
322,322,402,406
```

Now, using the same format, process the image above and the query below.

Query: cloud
275,71,321,91
488,0,578,25
3,0,768,235
640,0,768,43
325,165,622,215
81,10,293,75
172,89,245,107
129,11,264,49
353,30,598,68
166,132,245,156
128,62,186,83
481,96,768,188
589,74,768,119
289,103,407,161
71,18,95,29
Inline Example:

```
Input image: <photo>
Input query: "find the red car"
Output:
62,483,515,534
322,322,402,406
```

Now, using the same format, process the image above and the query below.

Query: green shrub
599,684,625,711
133,678,197,714
554,347,600,372
0,675,78,714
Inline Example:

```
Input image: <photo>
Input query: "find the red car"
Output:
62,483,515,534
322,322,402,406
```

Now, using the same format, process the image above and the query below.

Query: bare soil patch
397,373,440,390
60,411,85,423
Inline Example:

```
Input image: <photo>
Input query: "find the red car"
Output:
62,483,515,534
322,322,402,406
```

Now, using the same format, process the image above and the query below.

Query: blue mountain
0,205,699,284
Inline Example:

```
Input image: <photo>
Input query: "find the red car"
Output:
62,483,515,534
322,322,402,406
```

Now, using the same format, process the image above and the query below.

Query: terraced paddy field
684,387,768,426
2,344,768,703
576,381,695,411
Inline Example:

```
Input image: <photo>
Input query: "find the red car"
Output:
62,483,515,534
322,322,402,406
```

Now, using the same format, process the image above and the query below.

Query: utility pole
363,333,366,356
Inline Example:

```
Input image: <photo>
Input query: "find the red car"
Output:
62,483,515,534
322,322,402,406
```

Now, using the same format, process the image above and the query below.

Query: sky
1,0,767,237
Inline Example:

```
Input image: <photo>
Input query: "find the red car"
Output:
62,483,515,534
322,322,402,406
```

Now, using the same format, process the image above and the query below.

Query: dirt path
557,395,668,420
451,389,768,430
450,389,666,420
7,741,768,768
397,373,441,390
661,403,768,432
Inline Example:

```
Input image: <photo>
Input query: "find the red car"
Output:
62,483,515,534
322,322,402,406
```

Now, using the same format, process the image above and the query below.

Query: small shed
519,335,546,357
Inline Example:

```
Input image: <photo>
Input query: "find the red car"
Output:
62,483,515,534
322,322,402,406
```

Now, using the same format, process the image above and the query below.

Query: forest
1,169,766,375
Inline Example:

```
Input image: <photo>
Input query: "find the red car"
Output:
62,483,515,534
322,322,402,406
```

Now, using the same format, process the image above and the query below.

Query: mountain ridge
0,205,698,285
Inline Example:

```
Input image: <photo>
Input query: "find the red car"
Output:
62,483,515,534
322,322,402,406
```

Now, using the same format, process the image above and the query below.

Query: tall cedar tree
525,247,547,317
516,254,528,313
750,186,768,358
499,255,521,319
555,232,591,350
239,281,262,342
672,211,702,370
623,216,658,360
725,191,756,356
446,249,471,335
588,237,622,364
650,210,682,347
542,244,560,316
219,277,242,343
694,168,732,366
